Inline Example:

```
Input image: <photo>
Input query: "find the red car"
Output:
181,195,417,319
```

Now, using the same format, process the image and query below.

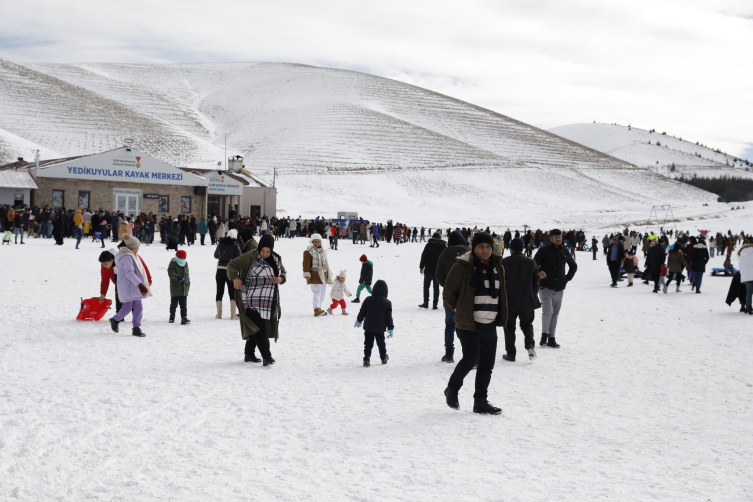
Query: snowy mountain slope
0,59,722,224
0,128,60,165
548,123,753,179
0,59,224,167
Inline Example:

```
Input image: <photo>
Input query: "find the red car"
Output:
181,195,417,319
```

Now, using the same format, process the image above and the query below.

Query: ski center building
0,148,276,218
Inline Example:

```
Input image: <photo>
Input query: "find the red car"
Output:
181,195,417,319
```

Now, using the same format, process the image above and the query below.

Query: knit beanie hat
176,250,187,259
98,250,114,263
123,235,140,250
337,269,347,279
448,231,467,247
432,232,441,239
360,254,368,262
227,229,238,239
471,232,495,252
509,237,524,252
238,227,254,244
310,233,323,242
259,234,275,252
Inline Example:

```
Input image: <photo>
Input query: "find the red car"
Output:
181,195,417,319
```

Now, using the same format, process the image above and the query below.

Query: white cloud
1,0,751,159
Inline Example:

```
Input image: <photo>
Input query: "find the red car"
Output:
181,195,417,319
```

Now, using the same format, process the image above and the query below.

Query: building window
78,191,90,209
181,196,191,213
249,205,261,219
52,190,64,208
158,195,169,213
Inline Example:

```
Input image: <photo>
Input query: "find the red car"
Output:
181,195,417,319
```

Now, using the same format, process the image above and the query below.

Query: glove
354,321,362,328
179,276,185,284
138,283,148,296
387,330,394,338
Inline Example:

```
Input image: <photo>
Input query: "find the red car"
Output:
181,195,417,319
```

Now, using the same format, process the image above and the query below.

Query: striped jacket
443,251,508,331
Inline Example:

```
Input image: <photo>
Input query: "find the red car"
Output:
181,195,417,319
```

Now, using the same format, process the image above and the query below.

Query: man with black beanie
435,231,470,363
418,232,446,309
443,232,507,415
533,229,577,348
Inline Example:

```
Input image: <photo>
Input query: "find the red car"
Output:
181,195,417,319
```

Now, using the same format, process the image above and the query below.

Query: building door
249,205,261,219
207,196,221,218
114,191,141,217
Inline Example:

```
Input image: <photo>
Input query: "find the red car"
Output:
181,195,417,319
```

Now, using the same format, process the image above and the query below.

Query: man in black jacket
435,231,470,363
419,233,447,309
533,229,577,348
645,240,667,293
503,229,512,257
606,236,625,288
501,238,540,362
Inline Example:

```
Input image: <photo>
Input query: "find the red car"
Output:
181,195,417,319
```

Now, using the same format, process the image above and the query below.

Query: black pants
170,296,187,318
608,262,621,284
245,308,271,359
200,234,205,245
364,331,387,358
592,248,597,260
448,322,497,400
503,309,535,359
215,269,234,301
666,272,683,287
210,233,216,245
423,273,439,306
332,236,338,250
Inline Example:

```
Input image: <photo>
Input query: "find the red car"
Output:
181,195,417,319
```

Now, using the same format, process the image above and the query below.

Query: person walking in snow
606,236,625,288
435,231,470,363
352,254,373,303
690,237,710,294
442,232,506,415
645,239,667,293
533,229,577,349
738,238,753,315
501,238,540,362
227,234,286,365
622,249,638,287
355,279,393,367
393,223,402,245
109,235,151,337
664,242,687,293
167,250,191,325
215,229,242,319
166,218,180,251
302,233,333,317
419,232,446,309
328,270,352,315
591,236,598,260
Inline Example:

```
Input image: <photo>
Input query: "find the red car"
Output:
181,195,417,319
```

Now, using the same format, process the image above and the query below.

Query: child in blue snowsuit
355,279,394,367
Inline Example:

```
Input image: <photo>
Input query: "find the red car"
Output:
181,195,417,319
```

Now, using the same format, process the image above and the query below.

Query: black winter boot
109,317,120,333
444,387,459,410
547,337,560,348
245,353,261,363
441,350,454,363
381,354,389,365
263,356,276,366
539,333,549,346
169,313,175,323
418,303,428,309
473,399,502,415
351,298,360,303
181,318,191,325
363,357,370,367
433,304,438,310
502,354,515,362
132,327,146,337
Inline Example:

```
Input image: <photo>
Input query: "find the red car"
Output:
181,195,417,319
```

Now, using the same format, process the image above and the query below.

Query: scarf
471,254,497,299
309,245,327,272
118,248,152,297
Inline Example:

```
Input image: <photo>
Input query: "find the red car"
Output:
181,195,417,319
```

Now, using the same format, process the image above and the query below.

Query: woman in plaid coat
227,234,287,366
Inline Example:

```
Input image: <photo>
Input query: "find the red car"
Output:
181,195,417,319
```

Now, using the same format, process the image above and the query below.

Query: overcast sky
1,0,751,160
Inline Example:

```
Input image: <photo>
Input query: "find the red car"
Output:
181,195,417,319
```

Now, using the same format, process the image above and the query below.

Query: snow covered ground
1,229,751,501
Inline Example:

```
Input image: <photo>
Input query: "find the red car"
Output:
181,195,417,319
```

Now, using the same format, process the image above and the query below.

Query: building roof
0,170,38,189
0,156,85,171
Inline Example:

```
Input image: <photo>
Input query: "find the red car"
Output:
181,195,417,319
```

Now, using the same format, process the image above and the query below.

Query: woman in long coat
166,219,180,251
227,234,286,365
302,233,333,317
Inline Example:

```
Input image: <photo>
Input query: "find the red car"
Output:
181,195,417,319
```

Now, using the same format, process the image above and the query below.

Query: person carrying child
168,250,191,325
109,235,151,337
355,279,393,367
328,270,352,315
351,254,373,303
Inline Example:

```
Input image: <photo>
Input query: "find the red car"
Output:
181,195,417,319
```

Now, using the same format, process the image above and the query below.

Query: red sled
77,297,113,321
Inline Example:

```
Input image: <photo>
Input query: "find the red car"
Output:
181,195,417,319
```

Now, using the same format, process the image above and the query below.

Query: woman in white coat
302,233,333,316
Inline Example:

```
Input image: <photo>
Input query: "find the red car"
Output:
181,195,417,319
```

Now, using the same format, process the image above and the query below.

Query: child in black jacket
355,280,394,367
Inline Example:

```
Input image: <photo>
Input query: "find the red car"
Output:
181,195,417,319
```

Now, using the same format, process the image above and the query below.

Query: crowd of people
6,201,750,415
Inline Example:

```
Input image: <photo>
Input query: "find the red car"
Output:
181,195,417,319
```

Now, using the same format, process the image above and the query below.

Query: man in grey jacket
501,238,541,362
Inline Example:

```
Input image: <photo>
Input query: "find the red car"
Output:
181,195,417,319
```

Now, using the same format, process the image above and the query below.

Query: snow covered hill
548,123,753,180
0,59,723,225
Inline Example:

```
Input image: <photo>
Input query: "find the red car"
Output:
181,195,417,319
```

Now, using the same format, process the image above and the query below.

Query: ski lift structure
644,205,677,235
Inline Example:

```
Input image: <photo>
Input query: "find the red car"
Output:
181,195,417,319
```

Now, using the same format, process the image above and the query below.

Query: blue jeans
444,308,456,350
14,227,23,243
745,282,753,308
75,226,83,248
710,246,715,257
693,271,704,289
